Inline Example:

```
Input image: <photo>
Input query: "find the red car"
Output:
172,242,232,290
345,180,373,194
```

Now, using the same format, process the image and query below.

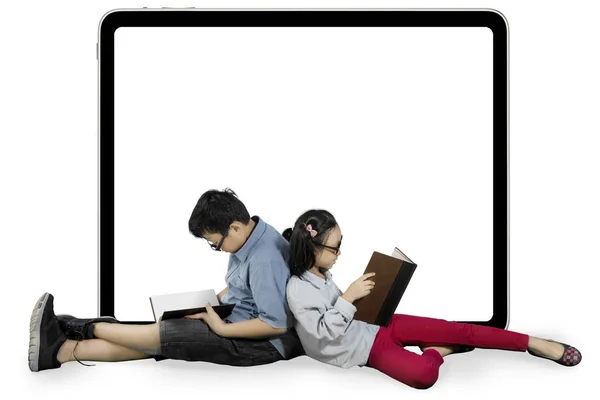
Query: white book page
149,289,218,321
392,247,414,263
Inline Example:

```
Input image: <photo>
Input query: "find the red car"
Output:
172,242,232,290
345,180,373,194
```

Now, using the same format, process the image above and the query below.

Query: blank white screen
113,26,494,322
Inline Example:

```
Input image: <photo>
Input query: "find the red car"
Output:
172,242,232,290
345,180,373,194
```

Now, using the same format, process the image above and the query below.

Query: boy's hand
342,272,376,303
184,303,226,335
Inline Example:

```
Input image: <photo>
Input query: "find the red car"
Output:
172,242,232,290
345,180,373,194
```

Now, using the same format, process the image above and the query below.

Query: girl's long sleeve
286,272,380,368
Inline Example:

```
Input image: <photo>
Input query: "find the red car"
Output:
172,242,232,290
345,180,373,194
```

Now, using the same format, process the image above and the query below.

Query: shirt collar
232,215,265,263
301,268,332,289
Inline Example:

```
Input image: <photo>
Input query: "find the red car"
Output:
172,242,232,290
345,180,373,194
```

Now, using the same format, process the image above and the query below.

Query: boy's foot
28,293,67,372
57,314,119,340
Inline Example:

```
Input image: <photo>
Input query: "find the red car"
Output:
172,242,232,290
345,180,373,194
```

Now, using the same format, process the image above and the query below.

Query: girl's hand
342,272,376,303
184,304,226,335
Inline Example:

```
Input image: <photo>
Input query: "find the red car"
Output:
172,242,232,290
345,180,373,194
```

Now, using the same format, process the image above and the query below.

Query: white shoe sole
28,292,50,372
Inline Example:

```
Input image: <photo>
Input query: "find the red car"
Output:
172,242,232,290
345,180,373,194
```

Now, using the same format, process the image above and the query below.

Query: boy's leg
30,292,282,371
57,339,152,364
58,315,161,355
157,318,283,366
92,322,160,355
29,293,153,372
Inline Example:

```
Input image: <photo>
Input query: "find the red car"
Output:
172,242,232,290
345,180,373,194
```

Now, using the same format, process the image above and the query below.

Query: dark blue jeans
154,318,286,366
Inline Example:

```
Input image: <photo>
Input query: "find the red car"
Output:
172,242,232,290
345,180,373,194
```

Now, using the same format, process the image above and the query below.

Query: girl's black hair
283,209,338,277
188,188,250,238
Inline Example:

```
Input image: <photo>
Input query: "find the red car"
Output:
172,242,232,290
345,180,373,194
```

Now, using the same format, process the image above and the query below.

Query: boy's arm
219,318,287,339
216,287,228,303
188,304,286,338
193,256,290,338
248,257,291,332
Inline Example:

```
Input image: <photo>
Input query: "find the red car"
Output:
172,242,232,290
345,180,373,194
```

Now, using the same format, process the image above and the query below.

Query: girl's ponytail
282,228,293,242
284,210,337,276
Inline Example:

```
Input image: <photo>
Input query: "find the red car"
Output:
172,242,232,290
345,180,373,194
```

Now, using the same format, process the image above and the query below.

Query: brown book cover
353,247,417,327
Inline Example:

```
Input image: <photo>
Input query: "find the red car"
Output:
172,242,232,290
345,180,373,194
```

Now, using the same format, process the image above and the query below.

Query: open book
149,289,235,322
352,247,417,327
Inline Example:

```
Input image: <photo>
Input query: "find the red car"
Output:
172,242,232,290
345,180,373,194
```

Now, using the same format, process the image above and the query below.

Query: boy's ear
230,221,244,233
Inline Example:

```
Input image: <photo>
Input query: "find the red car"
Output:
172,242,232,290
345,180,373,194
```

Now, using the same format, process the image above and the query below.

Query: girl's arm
287,280,356,341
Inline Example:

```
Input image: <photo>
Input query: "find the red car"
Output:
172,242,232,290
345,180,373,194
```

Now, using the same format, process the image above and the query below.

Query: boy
29,188,301,372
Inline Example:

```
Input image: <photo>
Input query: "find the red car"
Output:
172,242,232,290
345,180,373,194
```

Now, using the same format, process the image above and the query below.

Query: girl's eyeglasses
314,236,343,255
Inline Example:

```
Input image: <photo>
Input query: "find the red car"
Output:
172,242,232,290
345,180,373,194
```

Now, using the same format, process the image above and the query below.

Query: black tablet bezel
98,8,509,328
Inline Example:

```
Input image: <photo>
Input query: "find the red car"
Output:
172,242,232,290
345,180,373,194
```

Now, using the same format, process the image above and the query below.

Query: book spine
377,278,398,327
376,262,417,327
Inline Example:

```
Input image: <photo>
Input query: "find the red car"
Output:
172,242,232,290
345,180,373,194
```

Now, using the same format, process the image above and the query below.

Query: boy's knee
151,322,161,338
147,323,161,351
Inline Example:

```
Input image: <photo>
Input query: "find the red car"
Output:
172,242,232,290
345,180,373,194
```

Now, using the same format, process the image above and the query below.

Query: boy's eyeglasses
208,228,229,251
315,236,343,255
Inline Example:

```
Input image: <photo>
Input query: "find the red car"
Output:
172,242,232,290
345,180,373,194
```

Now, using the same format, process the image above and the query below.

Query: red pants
366,314,530,389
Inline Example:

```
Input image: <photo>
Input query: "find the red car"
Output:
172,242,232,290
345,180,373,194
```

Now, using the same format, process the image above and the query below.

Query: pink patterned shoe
528,340,582,367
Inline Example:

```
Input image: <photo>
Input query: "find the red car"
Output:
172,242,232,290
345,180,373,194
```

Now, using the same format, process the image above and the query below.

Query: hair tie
305,224,318,238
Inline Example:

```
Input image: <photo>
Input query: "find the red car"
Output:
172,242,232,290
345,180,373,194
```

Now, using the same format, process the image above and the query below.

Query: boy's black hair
188,188,251,238
283,209,338,277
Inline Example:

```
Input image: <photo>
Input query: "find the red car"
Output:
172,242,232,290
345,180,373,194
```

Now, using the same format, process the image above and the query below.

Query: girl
283,209,582,389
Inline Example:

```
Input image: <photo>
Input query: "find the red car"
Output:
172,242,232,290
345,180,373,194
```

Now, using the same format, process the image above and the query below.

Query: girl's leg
382,314,581,366
367,332,444,390
386,314,529,351
57,339,152,364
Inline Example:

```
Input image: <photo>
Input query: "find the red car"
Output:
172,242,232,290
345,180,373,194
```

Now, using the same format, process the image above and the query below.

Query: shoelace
70,323,95,367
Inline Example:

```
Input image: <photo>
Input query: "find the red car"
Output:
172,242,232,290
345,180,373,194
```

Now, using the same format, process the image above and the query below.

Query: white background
1,1,598,399
113,26,493,322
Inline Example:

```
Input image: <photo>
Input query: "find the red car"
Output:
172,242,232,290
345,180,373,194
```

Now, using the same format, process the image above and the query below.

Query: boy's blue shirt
221,215,298,359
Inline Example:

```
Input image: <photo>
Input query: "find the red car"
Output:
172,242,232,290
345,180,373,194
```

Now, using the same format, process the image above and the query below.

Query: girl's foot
421,345,454,357
420,344,474,357
527,336,582,367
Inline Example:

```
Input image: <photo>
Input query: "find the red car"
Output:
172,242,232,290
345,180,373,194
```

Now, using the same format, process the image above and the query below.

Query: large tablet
98,8,509,328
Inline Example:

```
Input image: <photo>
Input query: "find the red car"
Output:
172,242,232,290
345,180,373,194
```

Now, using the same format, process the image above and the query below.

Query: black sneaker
57,314,119,340
28,293,67,372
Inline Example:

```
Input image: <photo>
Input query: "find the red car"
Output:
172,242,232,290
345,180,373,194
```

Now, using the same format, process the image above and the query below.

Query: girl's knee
411,364,440,389
412,376,438,390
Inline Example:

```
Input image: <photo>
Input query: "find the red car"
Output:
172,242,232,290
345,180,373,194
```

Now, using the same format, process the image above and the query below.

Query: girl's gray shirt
286,269,380,368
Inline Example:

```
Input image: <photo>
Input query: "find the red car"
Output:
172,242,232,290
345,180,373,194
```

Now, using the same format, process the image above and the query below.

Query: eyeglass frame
207,227,230,251
314,235,343,255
